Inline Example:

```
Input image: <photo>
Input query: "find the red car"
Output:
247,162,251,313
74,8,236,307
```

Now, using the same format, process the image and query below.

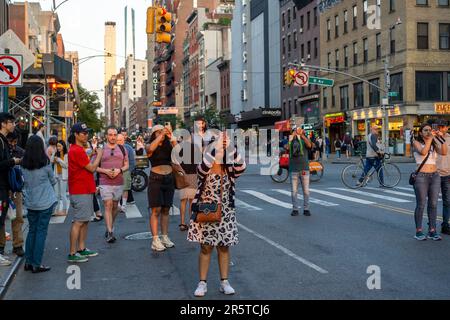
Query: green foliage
77,85,105,133
187,107,228,130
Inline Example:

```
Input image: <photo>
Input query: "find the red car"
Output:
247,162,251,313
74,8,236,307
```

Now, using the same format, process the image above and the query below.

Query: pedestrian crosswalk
235,186,429,212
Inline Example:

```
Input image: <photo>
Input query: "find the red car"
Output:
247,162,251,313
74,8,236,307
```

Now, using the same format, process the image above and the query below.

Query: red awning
275,120,291,132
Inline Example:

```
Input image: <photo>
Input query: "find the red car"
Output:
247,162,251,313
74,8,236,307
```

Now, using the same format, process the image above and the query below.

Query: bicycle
341,152,401,189
131,156,149,192
270,151,324,183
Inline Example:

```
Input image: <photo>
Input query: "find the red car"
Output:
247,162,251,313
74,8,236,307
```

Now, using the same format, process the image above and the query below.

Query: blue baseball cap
71,122,89,134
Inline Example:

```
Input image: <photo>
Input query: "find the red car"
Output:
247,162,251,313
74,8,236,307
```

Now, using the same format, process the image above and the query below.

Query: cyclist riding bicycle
359,125,385,185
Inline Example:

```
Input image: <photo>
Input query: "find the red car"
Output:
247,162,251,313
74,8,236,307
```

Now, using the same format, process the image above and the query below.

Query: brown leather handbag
193,174,223,223
172,163,190,190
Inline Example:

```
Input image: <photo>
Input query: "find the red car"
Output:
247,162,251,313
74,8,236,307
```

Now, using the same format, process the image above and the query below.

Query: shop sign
262,110,282,117
324,112,345,126
357,122,365,131
435,103,450,114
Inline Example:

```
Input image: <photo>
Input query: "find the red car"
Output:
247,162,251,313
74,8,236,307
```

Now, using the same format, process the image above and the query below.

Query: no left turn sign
30,94,47,111
294,70,309,87
0,55,23,87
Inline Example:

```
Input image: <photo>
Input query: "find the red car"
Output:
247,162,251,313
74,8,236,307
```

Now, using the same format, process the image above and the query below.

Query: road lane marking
235,198,263,211
272,189,339,207
125,204,143,218
372,203,443,222
365,187,416,198
309,188,375,205
50,215,66,224
241,190,292,209
329,188,411,203
238,223,329,274
396,187,414,191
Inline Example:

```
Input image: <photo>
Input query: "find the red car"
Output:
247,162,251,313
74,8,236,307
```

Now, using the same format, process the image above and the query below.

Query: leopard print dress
187,173,238,247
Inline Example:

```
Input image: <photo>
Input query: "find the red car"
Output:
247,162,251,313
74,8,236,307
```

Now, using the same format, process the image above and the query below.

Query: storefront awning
275,120,291,132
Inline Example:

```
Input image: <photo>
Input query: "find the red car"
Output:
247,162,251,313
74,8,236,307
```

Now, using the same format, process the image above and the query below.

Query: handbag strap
416,151,431,174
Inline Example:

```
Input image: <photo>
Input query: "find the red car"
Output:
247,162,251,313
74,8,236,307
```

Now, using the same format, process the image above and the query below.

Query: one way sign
0,55,23,87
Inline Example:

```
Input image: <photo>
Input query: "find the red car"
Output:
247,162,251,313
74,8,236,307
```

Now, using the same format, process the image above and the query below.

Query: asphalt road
5,160,450,300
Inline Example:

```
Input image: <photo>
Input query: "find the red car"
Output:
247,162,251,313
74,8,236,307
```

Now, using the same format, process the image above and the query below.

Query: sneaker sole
427,237,442,241
80,253,99,257
152,247,166,252
68,259,89,263
414,236,426,241
219,287,235,295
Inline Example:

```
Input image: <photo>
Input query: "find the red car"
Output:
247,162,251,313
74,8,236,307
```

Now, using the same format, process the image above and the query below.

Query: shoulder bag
409,151,431,185
191,174,223,223
172,163,190,190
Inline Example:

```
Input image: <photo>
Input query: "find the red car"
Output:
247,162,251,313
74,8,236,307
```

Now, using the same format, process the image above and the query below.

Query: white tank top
414,144,437,165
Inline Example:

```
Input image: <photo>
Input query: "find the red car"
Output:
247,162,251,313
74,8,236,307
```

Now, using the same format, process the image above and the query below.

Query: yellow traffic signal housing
155,7,172,43
34,53,43,69
146,7,155,34
156,33,172,43
285,69,296,86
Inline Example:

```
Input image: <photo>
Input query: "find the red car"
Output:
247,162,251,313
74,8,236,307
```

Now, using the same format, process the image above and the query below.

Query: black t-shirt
149,139,173,167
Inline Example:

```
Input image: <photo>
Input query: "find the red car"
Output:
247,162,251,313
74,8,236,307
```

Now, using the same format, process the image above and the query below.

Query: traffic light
155,7,172,43
146,7,155,34
284,69,296,86
34,53,43,69
50,83,57,97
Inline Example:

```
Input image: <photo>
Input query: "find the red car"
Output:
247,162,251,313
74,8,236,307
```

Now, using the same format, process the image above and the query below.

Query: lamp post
382,18,402,150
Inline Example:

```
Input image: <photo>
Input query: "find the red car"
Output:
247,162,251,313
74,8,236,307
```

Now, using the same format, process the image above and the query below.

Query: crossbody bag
409,151,431,185
191,173,223,223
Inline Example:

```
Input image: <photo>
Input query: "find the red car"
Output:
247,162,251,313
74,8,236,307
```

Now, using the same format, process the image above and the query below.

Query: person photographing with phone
146,124,177,252
412,123,447,241
289,127,313,217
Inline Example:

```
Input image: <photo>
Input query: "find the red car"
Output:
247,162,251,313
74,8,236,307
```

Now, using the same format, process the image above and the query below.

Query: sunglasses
110,148,115,156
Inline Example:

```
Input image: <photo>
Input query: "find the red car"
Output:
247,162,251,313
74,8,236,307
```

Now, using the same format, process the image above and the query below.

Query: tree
77,85,105,133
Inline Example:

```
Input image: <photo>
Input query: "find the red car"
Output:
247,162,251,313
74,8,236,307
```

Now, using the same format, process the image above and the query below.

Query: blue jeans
441,176,450,228
413,172,440,231
361,157,383,183
25,204,55,267
291,171,310,211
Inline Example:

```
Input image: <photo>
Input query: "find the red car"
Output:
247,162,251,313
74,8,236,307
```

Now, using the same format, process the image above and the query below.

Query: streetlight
382,18,402,150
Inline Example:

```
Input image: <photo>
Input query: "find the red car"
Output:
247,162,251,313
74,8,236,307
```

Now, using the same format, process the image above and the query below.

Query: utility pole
384,58,391,150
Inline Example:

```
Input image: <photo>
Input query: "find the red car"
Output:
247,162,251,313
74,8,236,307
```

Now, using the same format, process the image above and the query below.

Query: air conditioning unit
307,54,311,59
300,28,303,33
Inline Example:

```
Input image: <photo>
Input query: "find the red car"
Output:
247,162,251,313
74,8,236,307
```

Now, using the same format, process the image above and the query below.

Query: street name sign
0,55,23,87
308,76,334,87
388,92,398,97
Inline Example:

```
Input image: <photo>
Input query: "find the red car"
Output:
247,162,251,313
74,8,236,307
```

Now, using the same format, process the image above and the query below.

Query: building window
391,73,403,102
301,44,305,59
439,23,450,49
288,34,291,53
314,38,318,58
323,88,328,110
327,52,331,69
390,28,396,54
287,9,291,27
327,19,331,40
363,38,368,63
353,5,358,29
294,32,298,49
416,72,443,101
416,0,428,5
390,0,396,11
293,7,297,20
307,41,311,57
363,0,368,26
340,86,349,111
335,15,339,38
353,42,358,66
376,33,381,59
439,0,449,5
354,82,364,108
300,15,304,30
307,11,310,29
369,78,380,105
335,49,340,69
314,7,318,26
344,10,348,33
332,87,336,107
344,45,349,68
282,37,286,56
417,23,429,49
282,12,285,27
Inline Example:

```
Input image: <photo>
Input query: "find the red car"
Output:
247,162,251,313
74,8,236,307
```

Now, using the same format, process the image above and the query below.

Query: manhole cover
125,232,153,240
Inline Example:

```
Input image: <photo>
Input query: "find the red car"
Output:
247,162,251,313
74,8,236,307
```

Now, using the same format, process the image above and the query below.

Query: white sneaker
194,281,207,297
219,280,235,295
160,235,175,248
0,254,12,266
120,205,127,213
151,237,166,252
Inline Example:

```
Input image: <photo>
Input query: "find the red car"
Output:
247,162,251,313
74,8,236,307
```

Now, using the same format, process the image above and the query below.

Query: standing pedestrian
21,135,57,273
47,136,58,160
343,133,353,159
146,124,177,251
0,113,21,266
35,123,46,150
188,131,246,297
136,135,145,156
97,126,129,243
334,137,342,159
359,126,385,186
412,123,447,241
67,123,103,263
289,127,313,217
51,140,69,216
435,120,450,235
0,130,25,258
117,133,135,214
119,130,136,205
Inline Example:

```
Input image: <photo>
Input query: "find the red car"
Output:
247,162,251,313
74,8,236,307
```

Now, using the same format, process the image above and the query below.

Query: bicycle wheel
377,163,401,188
131,170,148,192
270,165,290,183
341,164,365,189
309,161,324,182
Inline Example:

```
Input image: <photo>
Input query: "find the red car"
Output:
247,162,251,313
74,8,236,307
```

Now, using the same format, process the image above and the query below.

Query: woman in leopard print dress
188,132,246,297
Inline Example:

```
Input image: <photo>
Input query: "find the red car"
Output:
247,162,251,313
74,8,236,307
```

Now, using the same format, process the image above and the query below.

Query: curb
0,220,28,300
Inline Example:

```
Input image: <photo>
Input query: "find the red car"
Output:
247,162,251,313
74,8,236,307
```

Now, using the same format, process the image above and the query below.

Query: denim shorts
68,194,95,222
147,172,175,209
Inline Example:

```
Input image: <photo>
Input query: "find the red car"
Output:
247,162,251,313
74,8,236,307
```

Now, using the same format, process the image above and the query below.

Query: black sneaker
13,247,25,257
441,225,450,235
291,210,299,216
105,231,109,239
303,210,311,217
106,232,116,243
0,247,4,255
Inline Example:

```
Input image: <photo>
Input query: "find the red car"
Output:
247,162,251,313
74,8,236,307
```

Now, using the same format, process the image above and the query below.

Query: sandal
93,216,104,222
179,224,188,231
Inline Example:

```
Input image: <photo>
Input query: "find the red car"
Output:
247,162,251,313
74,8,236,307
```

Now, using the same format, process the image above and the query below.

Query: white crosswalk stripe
309,188,375,205
272,189,339,207
329,188,411,203
125,204,143,218
365,187,416,198
241,190,292,209
396,187,414,192
235,199,263,211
